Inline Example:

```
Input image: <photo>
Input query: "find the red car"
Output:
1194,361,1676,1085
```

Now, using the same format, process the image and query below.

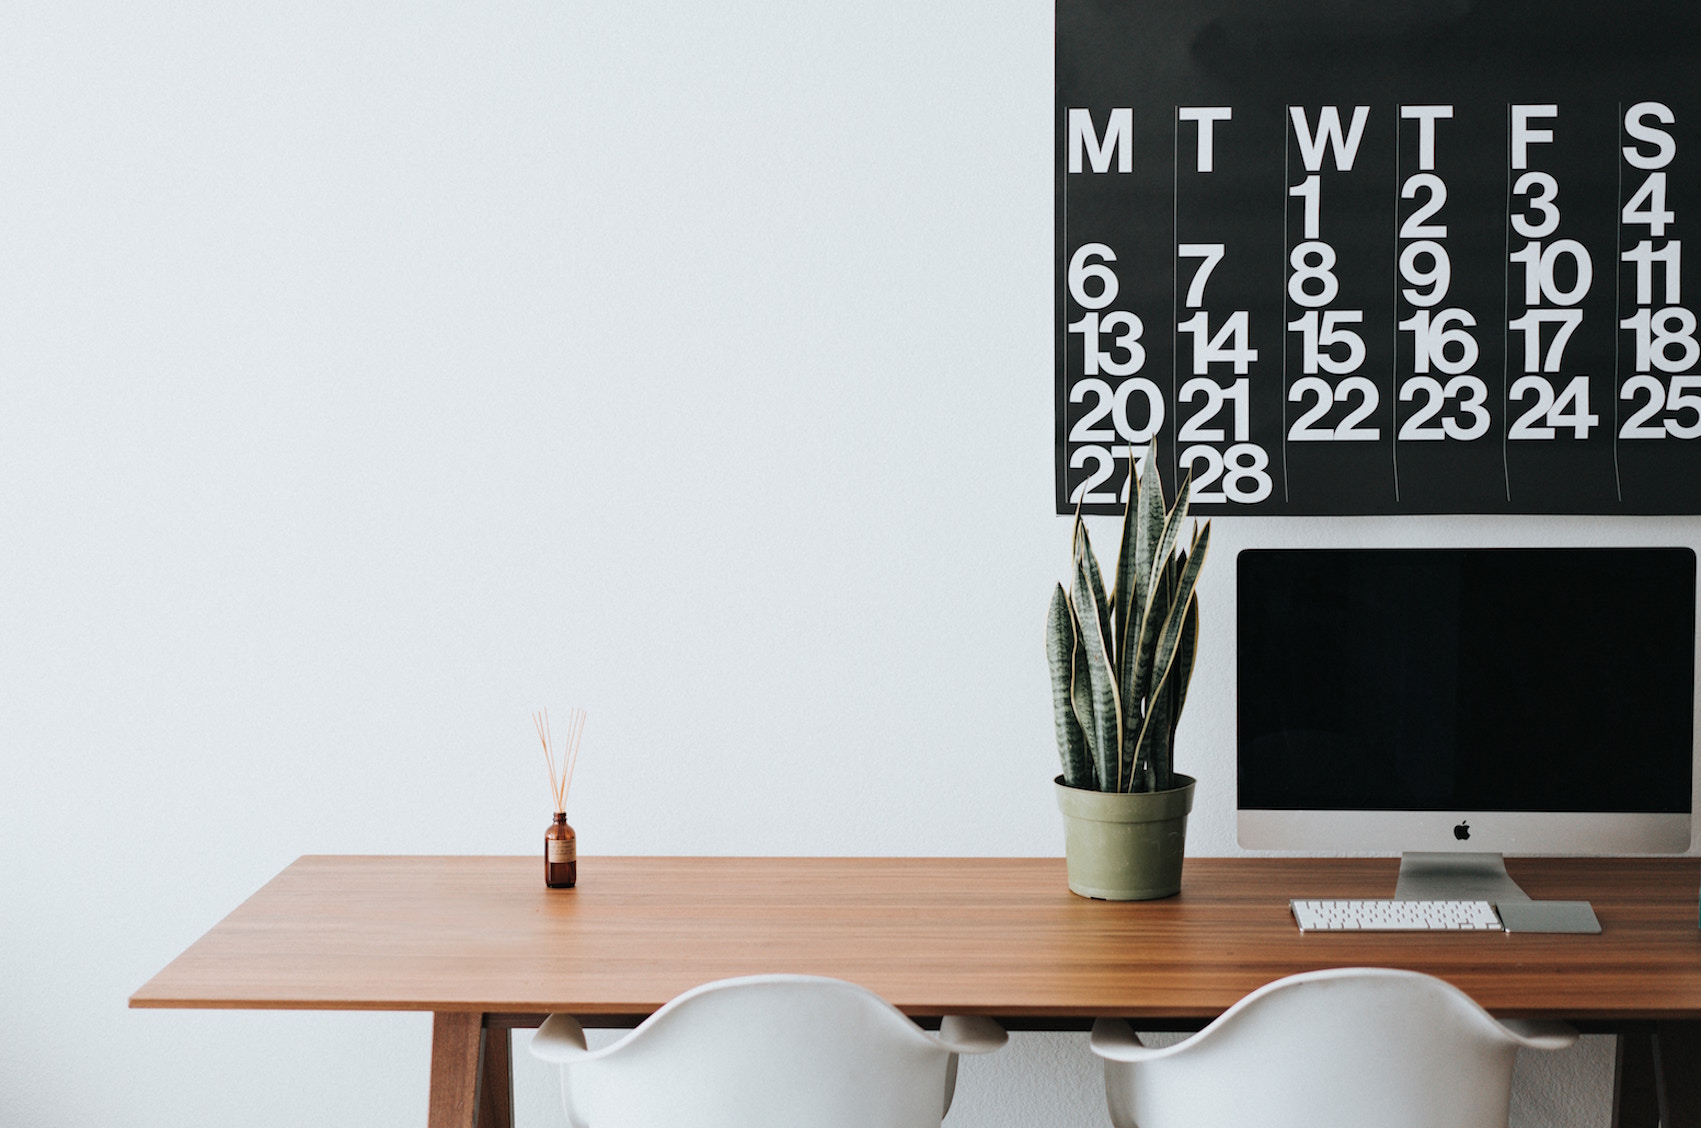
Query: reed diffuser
534,707,585,889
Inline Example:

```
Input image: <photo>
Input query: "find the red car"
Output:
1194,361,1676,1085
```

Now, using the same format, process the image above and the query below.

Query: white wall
0,2,1688,1125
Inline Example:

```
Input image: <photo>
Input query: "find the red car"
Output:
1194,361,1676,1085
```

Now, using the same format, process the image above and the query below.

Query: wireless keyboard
1290,898,1503,932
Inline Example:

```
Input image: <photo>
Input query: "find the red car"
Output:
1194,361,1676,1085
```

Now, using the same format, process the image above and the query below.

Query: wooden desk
132,855,1701,1128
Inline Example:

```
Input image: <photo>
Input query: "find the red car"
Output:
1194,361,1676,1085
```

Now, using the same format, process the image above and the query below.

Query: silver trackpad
1496,900,1601,934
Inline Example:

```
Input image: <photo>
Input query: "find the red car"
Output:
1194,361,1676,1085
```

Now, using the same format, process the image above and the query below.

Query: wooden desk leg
1615,1025,1661,1128
427,1013,515,1128
1658,1021,1701,1128
478,1025,514,1128
429,1013,482,1128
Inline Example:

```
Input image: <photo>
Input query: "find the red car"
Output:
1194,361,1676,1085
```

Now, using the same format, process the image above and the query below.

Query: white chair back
530,974,1006,1128
1091,966,1577,1128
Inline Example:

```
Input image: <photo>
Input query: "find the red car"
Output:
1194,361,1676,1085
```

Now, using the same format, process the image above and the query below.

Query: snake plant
1046,462,1210,793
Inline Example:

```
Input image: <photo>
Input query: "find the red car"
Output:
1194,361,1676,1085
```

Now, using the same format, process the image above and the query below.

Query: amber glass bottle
545,812,577,888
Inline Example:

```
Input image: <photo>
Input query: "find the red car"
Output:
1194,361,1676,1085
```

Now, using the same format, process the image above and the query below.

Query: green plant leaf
1068,607,1096,773
1046,584,1094,789
1075,517,1113,660
1123,560,1169,780
1129,520,1211,784
1115,464,1161,764
1118,458,1168,681
1148,546,1200,791
1169,593,1200,746
1066,518,1098,761
1125,474,1192,716
1136,671,1172,792
1072,518,1123,789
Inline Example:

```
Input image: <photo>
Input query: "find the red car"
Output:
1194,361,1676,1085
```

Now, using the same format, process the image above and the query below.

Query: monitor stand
1392,852,1532,903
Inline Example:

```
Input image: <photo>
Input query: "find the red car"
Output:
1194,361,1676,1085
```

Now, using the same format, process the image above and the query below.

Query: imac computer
1237,547,1696,901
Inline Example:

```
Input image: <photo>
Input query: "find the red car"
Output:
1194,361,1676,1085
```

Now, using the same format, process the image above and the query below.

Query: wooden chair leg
429,1012,483,1128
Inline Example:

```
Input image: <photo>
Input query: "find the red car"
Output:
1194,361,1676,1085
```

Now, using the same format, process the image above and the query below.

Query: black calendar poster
1055,0,1701,514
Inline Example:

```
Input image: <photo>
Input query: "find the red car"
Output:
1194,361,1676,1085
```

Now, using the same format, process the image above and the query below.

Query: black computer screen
1238,548,1696,813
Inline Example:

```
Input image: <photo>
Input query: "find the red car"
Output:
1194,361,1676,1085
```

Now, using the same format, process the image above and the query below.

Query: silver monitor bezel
1237,809,1692,854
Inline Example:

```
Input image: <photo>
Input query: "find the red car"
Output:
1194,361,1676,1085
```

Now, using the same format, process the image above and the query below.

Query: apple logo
1453,821,1471,841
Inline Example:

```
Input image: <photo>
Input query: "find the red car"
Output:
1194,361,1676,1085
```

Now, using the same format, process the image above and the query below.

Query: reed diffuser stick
533,707,587,814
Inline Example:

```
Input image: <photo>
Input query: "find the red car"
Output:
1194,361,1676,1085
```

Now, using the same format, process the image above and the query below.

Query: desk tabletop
130,854,1701,1021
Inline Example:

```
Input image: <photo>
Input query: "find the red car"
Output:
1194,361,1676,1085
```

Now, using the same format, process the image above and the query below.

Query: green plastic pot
1054,774,1196,900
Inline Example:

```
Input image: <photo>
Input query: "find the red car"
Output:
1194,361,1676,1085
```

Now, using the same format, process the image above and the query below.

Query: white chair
529,973,1007,1128
1090,966,1577,1128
